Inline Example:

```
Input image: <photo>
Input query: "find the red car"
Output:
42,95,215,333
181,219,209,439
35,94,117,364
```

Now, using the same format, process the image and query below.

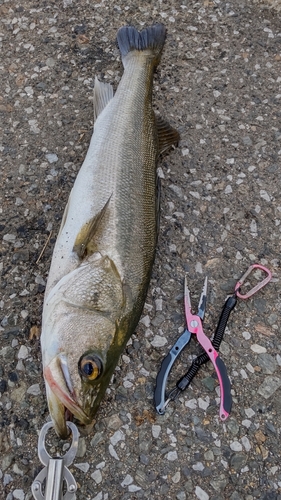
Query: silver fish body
41,24,179,438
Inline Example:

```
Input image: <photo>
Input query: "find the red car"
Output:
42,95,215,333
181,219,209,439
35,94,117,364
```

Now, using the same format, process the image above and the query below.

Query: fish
41,23,179,439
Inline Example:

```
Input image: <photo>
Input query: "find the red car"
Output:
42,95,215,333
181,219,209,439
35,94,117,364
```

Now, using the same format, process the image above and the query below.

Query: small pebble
17,345,29,359
198,397,210,410
92,493,102,500
150,335,167,347
227,419,239,436
140,315,150,327
108,444,119,460
256,353,277,374
4,474,13,486
195,485,209,500
45,153,58,163
139,454,150,465
230,453,248,470
230,441,242,452
77,438,87,458
107,414,123,430
121,474,133,487
27,384,41,396
260,189,271,202
12,464,23,476
165,450,178,461
46,57,56,68
172,471,181,483
204,450,214,461
257,376,281,399
3,234,16,242
0,379,8,393
246,363,255,373
74,463,90,473
96,462,105,469
110,429,125,446
241,436,251,451
152,425,161,438
128,485,141,492
265,421,276,434
91,469,102,484
240,369,248,379
176,492,186,500
185,399,197,409
12,490,25,500
242,419,252,428
250,344,267,353
169,184,183,198
219,341,230,356
244,408,255,418
155,298,163,311
192,462,205,471
201,376,216,391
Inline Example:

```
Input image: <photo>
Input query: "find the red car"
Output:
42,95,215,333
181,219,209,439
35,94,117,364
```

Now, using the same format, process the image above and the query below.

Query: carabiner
235,264,272,299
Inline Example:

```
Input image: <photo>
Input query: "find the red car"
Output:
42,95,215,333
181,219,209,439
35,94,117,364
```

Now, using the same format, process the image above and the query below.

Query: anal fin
156,115,180,154
93,77,114,121
73,196,111,259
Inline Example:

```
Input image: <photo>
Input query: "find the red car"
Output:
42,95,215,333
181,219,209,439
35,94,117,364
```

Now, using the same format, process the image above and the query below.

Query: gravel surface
1,1,281,499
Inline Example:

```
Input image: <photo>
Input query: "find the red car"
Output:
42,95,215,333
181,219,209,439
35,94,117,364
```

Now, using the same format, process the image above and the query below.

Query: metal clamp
31,421,79,500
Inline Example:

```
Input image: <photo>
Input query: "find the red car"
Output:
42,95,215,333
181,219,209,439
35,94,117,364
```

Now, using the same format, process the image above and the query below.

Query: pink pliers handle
184,277,232,420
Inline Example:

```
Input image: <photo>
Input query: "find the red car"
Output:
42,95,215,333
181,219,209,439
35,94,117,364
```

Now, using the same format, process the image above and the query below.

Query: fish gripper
31,421,79,500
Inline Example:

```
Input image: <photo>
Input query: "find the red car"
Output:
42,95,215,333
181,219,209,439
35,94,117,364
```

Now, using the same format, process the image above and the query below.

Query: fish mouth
44,355,92,439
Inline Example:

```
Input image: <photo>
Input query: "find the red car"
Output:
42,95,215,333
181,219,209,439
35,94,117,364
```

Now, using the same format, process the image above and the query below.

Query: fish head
41,255,127,438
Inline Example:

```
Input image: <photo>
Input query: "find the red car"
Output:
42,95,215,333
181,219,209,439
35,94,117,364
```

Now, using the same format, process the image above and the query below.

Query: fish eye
79,355,102,381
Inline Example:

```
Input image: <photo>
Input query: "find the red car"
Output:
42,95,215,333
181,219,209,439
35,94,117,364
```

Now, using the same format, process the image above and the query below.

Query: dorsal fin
73,196,111,259
156,115,180,154
93,77,114,121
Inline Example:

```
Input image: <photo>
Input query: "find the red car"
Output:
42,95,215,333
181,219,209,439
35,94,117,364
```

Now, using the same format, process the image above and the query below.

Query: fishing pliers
154,264,272,420
154,276,234,420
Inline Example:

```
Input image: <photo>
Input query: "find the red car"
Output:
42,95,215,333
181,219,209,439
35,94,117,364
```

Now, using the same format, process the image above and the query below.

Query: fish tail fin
117,24,166,67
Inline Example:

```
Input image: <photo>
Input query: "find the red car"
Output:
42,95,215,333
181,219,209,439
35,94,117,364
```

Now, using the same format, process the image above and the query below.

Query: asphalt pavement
0,1,281,499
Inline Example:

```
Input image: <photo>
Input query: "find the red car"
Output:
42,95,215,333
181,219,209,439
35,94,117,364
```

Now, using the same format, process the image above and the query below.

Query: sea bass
41,24,179,438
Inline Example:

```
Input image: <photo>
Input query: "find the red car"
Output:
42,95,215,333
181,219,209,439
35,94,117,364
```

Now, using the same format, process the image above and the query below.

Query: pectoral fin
73,196,111,259
156,115,180,154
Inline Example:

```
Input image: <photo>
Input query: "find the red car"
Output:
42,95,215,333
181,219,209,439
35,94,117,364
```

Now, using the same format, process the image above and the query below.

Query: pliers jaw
197,276,207,320
184,276,207,322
